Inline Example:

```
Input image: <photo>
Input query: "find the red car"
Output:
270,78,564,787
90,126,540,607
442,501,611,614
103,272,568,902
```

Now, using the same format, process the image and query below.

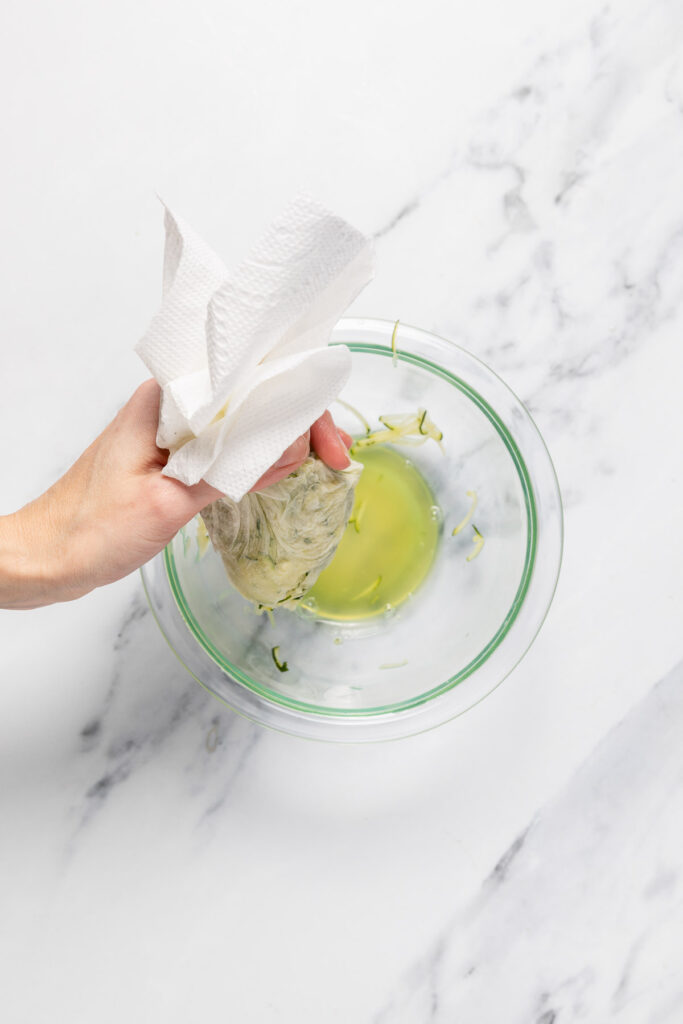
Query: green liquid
306,446,440,622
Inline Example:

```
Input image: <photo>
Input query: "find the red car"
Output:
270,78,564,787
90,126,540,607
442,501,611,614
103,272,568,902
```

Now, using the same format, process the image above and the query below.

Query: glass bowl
141,317,563,741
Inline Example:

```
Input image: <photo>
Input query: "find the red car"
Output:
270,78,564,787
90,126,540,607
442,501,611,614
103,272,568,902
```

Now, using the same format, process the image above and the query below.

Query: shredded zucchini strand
452,490,478,536
391,320,399,368
350,408,443,455
271,645,289,672
466,524,485,562
334,397,371,436
354,574,382,601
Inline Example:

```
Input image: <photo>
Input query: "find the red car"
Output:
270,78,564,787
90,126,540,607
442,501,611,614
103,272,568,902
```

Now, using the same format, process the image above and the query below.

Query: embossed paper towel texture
136,195,375,501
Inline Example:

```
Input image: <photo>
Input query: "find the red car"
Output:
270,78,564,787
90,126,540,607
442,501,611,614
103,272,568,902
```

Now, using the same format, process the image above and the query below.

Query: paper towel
136,195,375,501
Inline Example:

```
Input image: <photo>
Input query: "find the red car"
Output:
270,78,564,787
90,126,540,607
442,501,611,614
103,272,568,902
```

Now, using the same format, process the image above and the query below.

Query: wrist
0,497,91,609
0,509,48,609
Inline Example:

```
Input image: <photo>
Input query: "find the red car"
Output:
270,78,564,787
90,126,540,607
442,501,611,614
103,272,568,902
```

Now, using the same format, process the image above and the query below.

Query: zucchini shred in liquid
303,446,440,622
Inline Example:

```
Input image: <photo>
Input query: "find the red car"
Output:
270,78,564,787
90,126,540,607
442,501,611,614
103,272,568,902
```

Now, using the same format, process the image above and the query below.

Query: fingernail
336,428,351,465
273,451,294,469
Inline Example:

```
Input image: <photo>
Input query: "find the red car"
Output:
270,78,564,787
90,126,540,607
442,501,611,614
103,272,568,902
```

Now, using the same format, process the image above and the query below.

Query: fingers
249,411,352,493
249,431,311,492
154,398,352,506
116,379,169,470
310,411,351,470
277,430,311,468
183,479,226,508
124,379,163,439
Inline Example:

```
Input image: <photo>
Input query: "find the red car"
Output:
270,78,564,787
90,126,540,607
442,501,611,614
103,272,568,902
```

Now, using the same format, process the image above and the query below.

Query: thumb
160,474,225,530
183,478,225,509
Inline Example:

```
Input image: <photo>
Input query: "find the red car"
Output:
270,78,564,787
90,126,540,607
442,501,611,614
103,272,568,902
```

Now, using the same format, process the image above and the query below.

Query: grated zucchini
271,645,289,672
466,524,485,562
452,490,478,536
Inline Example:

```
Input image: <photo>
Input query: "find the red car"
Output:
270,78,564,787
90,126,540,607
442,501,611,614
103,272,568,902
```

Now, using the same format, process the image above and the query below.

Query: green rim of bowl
163,341,538,717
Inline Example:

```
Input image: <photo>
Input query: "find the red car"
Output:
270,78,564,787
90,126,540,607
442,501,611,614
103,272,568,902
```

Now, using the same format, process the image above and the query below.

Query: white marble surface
1,0,683,1020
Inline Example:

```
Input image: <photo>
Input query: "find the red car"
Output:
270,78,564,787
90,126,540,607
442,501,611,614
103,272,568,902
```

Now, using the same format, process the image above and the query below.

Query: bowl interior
165,339,535,716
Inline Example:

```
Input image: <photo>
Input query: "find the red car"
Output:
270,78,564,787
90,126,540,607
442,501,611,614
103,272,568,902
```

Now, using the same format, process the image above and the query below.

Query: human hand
249,408,352,490
0,380,352,609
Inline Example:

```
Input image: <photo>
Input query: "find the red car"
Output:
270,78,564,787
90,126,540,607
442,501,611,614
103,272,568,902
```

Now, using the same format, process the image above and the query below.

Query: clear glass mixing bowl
141,318,563,741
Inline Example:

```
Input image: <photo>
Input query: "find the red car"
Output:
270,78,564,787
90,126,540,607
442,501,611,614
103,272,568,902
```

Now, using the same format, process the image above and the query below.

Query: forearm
0,509,49,609
0,498,90,610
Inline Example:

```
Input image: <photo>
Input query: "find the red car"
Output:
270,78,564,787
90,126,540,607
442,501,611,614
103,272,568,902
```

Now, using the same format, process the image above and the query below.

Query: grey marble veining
70,593,263,842
1,0,682,1020
374,658,683,1022
371,1,683,415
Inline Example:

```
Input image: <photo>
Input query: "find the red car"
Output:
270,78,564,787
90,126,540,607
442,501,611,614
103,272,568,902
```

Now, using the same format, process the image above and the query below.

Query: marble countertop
2,0,682,1020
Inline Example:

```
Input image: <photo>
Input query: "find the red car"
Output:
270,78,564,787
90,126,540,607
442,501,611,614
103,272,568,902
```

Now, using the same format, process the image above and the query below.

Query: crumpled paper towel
136,195,375,501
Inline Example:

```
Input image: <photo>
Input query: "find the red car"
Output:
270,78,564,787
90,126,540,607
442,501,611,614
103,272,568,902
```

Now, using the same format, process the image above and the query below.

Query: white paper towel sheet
136,196,375,501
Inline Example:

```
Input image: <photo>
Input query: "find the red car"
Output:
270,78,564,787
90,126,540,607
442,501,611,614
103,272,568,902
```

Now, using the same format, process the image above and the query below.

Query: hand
249,409,352,490
0,380,352,609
